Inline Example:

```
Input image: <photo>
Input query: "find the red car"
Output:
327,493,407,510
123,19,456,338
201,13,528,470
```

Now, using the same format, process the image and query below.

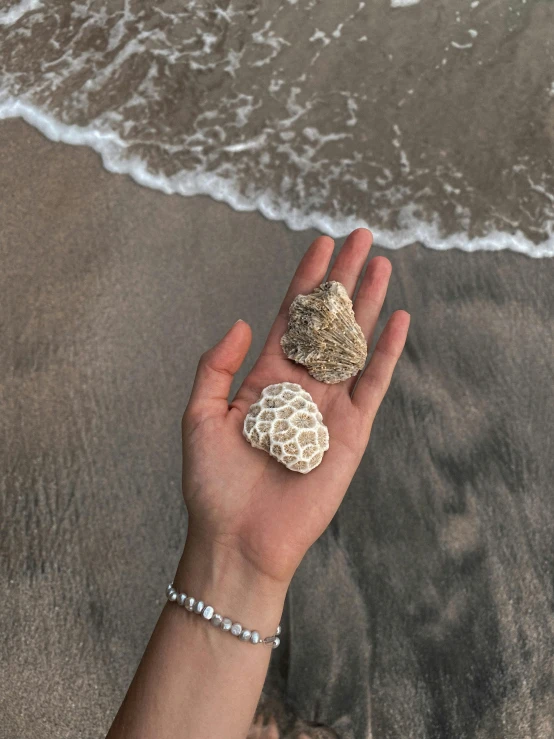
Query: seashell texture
243,382,329,473
280,281,367,384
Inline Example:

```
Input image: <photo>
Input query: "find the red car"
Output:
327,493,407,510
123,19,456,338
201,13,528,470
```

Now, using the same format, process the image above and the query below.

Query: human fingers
185,320,252,423
344,257,392,393
326,228,373,296
352,310,410,423
354,257,392,343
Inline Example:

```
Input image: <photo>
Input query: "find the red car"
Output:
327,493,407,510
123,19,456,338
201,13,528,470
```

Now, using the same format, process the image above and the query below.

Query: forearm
107,532,288,739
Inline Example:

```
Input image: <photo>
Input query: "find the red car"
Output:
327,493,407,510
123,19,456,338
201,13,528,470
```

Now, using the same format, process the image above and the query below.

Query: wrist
173,530,289,637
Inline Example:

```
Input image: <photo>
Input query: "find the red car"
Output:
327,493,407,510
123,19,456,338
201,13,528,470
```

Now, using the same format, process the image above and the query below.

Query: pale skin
107,228,410,739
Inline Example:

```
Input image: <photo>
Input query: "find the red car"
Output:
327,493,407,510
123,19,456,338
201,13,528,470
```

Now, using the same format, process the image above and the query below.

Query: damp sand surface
2,119,554,737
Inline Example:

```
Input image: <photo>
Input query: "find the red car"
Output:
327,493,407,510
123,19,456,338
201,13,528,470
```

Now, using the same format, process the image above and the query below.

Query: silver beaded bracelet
166,584,281,649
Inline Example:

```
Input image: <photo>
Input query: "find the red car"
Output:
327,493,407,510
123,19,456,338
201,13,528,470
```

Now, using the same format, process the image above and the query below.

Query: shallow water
1,0,553,255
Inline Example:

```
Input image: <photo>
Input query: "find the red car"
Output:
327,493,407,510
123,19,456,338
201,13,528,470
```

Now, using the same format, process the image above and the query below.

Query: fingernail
234,319,244,325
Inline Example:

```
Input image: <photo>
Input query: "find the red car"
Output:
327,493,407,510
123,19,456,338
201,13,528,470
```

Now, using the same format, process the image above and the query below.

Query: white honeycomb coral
243,382,329,473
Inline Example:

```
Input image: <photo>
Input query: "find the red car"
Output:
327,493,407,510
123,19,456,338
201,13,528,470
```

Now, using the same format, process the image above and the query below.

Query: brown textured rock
280,281,367,384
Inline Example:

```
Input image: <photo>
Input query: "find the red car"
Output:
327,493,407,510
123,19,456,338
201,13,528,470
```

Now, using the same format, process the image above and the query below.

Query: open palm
182,230,409,585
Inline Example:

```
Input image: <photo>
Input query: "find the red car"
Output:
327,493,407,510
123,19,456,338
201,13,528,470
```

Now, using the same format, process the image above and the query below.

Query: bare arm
107,229,410,739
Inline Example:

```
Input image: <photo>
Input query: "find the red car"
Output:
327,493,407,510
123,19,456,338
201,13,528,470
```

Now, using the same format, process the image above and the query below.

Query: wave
1,0,553,257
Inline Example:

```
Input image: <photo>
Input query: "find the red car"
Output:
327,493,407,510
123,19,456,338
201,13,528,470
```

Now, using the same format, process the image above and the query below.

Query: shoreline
1,104,552,258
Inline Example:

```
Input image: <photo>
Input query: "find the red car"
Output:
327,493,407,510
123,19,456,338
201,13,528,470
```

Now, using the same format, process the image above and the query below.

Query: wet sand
1,117,554,738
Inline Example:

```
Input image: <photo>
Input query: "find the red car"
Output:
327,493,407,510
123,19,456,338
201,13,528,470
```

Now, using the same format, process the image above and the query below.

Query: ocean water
1,0,553,256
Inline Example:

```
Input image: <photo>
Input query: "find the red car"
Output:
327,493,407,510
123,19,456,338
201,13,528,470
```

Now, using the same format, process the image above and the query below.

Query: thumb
186,320,252,420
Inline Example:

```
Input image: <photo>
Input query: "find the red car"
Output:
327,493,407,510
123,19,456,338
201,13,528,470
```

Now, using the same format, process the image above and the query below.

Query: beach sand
1,117,554,738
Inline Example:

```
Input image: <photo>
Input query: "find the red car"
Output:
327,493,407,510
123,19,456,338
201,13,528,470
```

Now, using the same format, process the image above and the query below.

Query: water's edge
2,98,553,258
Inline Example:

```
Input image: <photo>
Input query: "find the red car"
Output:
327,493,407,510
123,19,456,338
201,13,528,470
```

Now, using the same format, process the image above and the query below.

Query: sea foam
2,98,552,258
1,0,553,258
390,0,421,7
0,0,42,26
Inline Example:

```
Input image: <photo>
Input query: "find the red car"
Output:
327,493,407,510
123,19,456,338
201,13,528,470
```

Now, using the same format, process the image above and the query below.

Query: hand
181,229,409,587
107,230,409,739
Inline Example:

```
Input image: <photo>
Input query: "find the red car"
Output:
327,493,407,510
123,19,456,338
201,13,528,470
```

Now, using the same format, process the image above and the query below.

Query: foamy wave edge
2,98,553,258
